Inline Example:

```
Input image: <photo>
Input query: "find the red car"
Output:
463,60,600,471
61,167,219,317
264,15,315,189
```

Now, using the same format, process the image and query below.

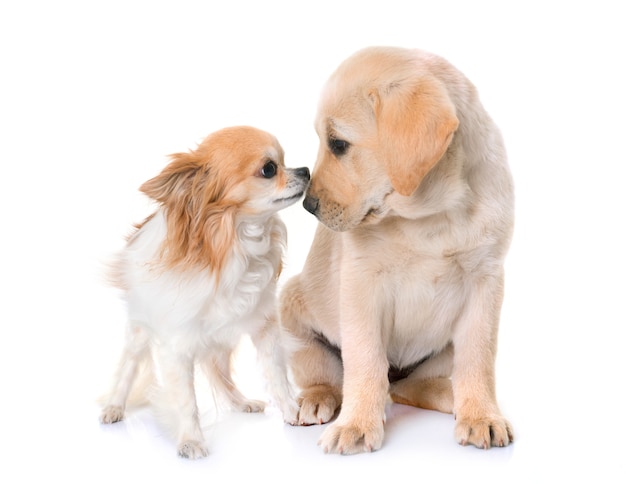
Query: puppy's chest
351,234,464,288
347,237,467,362
379,251,466,318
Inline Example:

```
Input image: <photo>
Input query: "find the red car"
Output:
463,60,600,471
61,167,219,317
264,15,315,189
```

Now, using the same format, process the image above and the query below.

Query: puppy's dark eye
329,138,349,156
260,160,277,178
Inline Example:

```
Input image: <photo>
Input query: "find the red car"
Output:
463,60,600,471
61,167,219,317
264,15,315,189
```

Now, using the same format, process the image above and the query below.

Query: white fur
100,127,307,459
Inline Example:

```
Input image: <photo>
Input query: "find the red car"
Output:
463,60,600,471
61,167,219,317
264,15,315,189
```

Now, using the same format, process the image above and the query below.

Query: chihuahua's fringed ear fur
140,152,200,203
139,152,238,279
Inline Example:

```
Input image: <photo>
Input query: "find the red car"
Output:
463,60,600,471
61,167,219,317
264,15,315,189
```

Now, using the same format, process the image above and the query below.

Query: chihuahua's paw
237,399,266,413
177,440,209,459
99,405,124,424
280,398,300,425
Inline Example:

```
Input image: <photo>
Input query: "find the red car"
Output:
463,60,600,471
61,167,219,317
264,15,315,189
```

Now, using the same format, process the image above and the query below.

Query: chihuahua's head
139,126,310,273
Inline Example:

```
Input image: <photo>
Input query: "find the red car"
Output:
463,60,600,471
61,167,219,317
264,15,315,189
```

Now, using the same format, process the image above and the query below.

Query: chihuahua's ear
370,77,458,196
139,152,200,204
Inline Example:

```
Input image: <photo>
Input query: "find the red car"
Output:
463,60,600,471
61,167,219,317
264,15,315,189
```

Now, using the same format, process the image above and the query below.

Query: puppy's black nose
295,167,310,180
303,195,319,215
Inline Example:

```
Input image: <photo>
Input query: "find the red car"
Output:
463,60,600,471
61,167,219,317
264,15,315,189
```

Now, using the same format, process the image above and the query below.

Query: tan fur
280,47,514,454
137,128,288,278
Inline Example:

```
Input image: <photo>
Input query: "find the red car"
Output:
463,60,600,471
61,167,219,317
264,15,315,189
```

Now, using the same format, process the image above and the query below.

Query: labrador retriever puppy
280,46,514,454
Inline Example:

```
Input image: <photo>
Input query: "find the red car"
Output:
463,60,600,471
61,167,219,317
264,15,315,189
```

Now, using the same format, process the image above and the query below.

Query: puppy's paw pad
177,440,209,459
100,405,124,424
455,416,514,449
297,387,340,425
318,421,384,455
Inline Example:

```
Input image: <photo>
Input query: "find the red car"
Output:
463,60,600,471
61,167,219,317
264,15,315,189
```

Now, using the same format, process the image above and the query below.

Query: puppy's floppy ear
371,78,459,196
139,152,200,203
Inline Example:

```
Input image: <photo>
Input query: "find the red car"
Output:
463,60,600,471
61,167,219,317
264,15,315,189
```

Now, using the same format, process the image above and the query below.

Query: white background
1,1,624,481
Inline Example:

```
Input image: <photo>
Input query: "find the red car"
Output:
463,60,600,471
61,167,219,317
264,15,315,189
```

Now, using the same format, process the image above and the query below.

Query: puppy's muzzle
303,195,319,215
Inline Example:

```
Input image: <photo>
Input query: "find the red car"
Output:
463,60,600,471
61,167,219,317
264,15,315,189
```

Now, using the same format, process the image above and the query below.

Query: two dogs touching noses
100,46,514,458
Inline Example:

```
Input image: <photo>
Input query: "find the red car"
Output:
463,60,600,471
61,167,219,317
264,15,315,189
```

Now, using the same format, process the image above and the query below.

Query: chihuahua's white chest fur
119,209,283,352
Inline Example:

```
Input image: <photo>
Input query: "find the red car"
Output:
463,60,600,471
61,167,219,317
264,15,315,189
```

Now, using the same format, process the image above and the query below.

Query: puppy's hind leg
389,343,454,414
279,276,343,426
390,378,454,413
100,323,150,424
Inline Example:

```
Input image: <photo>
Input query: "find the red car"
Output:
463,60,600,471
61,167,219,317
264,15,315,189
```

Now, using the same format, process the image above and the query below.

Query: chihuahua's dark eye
329,138,349,156
260,160,277,178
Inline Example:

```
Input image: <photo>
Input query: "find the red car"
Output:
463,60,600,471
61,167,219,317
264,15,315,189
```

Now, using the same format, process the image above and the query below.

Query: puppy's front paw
318,419,384,455
455,414,514,449
100,405,124,424
177,440,209,459
297,385,341,425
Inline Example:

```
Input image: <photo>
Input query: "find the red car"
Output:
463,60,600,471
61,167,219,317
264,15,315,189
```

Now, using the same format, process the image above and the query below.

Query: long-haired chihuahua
99,126,309,458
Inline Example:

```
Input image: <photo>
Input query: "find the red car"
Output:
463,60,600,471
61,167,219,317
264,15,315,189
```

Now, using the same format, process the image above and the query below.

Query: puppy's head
303,47,459,231
139,126,310,272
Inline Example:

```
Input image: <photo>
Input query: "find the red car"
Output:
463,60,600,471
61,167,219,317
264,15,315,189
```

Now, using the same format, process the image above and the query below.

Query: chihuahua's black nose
303,195,319,215
295,167,310,180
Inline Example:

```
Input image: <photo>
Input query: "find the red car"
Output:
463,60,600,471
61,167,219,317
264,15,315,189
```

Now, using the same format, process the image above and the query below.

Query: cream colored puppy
280,47,514,454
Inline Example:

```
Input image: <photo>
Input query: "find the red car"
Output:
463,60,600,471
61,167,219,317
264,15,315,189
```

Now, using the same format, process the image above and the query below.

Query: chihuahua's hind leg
200,349,266,414
100,323,150,424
